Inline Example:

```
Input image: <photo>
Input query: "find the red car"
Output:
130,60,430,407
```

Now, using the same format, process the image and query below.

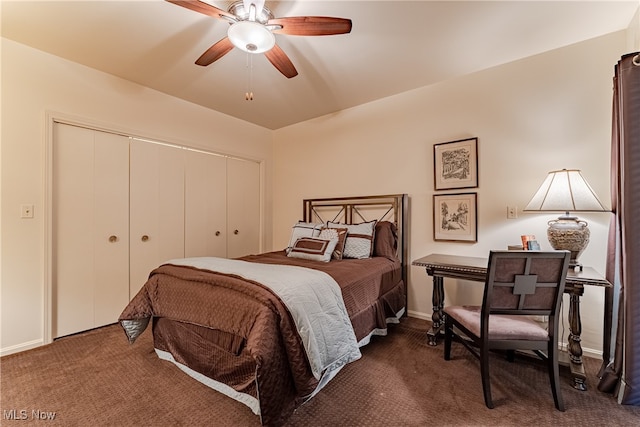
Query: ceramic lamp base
546,215,590,271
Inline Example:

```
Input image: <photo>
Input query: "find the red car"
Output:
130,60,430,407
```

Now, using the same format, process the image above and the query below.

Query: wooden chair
443,250,571,411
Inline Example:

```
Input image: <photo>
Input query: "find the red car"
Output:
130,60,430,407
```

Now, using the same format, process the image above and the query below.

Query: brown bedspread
119,251,404,426
241,251,403,341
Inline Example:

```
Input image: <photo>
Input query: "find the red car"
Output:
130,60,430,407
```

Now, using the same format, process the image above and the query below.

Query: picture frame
434,193,477,242
433,137,478,190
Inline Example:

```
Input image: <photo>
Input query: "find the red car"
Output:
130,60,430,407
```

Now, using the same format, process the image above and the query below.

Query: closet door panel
93,132,130,326
227,158,260,258
53,124,129,338
129,140,185,298
53,125,96,337
184,150,227,258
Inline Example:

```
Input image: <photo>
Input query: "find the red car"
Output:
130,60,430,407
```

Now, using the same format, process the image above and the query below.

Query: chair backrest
482,250,571,321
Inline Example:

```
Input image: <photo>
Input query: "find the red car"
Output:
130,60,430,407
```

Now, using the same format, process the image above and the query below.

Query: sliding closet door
227,158,260,258
53,123,129,338
129,140,185,298
53,126,262,337
184,150,227,258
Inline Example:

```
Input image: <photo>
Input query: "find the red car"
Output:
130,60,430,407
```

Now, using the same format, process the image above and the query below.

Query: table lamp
523,169,608,270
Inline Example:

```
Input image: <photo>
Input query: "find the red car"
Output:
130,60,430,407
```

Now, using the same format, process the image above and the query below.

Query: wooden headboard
302,194,409,290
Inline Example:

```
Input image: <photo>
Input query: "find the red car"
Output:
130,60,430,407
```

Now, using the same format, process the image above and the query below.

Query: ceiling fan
167,0,352,78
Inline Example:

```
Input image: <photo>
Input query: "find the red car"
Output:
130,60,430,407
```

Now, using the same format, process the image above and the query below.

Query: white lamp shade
524,169,608,212
228,21,275,54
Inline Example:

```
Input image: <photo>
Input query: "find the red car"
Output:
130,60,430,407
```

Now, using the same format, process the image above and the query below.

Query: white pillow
286,222,323,253
327,220,377,259
287,237,339,262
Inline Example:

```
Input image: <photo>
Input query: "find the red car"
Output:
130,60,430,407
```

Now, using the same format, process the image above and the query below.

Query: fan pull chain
245,53,254,101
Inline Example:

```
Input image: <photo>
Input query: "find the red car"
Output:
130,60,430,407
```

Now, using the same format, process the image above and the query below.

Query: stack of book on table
520,234,541,250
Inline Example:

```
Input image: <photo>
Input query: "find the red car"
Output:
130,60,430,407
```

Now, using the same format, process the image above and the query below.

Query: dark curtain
598,52,640,405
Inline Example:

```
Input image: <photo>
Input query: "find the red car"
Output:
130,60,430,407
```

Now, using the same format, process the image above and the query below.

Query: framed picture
434,193,477,242
433,137,478,190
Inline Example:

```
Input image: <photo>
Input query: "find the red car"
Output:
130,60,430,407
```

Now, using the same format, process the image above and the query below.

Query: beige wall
273,32,627,356
629,3,640,50
1,27,631,356
0,38,274,354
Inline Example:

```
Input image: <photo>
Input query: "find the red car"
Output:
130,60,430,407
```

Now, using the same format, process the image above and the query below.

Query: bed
119,194,408,426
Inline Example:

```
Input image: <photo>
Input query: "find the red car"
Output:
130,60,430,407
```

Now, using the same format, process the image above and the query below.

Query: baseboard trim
1,339,44,357
406,310,431,320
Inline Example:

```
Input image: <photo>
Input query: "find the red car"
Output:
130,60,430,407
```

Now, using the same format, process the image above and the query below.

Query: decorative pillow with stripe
287,237,339,262
327,220,377,259
318,227,348,260
286,222,324,253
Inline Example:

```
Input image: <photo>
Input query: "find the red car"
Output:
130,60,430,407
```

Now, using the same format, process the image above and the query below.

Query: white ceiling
2,1,638,130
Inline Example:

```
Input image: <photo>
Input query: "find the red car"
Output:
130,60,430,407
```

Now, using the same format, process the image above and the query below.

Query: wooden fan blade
268,16,352,36
166,0,236,20
195,37,234,66
264,45,298,78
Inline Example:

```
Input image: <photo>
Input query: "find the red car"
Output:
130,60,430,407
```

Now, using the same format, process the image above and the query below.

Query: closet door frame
44,112,264,345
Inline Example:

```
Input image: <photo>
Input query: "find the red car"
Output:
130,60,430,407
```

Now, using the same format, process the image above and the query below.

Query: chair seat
444,305,549,341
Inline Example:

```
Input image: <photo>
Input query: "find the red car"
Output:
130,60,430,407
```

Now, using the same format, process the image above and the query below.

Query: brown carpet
1,317,639,426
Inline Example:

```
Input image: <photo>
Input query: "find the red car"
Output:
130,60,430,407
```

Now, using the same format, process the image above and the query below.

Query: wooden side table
412,253,611,391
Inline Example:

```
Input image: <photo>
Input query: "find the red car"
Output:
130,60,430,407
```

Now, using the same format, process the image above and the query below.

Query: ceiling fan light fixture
228,0,273,24
228,21,275,54
166,0,350,79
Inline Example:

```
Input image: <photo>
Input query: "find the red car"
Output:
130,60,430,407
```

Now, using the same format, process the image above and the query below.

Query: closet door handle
109,235,118,243
141,235,149,242
234,229,239,235
215,231,221,236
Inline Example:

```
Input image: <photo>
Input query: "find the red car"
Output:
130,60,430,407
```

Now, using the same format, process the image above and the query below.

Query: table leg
427,274,444,346
567,291,587,390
